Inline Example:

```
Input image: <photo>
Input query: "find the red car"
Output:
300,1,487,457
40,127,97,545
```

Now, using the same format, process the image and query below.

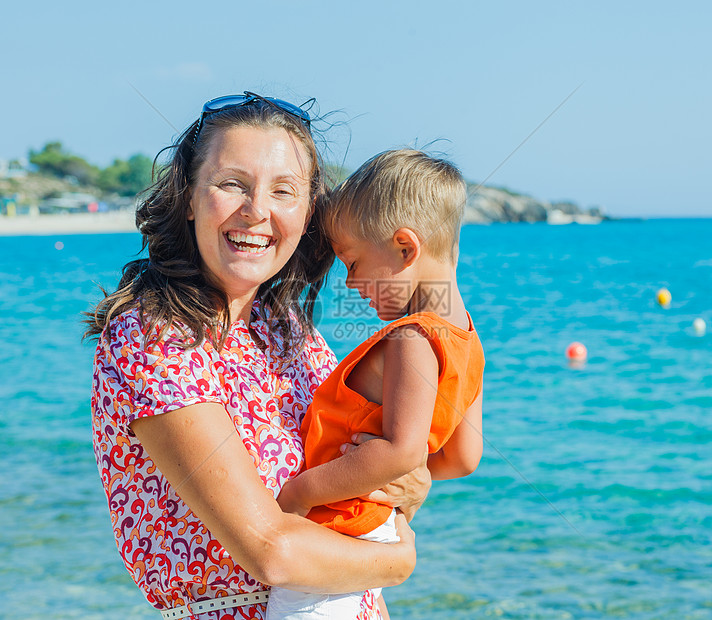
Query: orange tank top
301,312,485,536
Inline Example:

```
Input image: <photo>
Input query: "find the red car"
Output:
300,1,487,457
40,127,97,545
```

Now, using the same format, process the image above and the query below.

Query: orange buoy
566,341,587,362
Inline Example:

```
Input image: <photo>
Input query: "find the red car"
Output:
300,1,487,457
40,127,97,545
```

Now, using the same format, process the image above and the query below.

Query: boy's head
325,149,467,262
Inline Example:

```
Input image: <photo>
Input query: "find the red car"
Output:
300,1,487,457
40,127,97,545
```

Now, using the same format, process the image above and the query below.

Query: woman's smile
224,229,275,254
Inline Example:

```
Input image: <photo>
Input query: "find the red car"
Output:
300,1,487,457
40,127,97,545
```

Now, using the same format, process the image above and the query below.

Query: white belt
160,591,270,619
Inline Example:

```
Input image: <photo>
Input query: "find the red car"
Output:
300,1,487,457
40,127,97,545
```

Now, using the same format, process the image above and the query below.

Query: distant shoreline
0,212,704,238
0,212,138,236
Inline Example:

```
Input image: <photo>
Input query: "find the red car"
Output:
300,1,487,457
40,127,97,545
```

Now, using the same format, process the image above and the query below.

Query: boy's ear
392,228,420,268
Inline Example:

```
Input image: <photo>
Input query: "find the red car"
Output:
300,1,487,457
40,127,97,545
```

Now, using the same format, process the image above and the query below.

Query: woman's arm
131,402,415,593
277,326,438,516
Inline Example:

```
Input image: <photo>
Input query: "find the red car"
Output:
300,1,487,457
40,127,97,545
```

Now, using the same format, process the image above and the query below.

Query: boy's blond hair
326,149,467,261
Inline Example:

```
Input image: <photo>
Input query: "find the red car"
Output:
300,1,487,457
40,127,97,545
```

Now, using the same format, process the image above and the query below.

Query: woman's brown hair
83,100,335,359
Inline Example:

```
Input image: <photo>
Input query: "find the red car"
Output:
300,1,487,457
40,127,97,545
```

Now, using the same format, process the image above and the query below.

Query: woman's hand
342,433,432,522
393,510,416,546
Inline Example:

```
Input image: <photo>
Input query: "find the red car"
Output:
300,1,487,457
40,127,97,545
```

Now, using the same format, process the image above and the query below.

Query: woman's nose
238,190,269,222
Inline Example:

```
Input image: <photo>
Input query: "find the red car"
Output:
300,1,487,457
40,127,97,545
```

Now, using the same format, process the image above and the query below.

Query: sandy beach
0,211,138,236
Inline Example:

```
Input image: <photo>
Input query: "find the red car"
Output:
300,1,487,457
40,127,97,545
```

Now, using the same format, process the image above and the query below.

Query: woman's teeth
226,232,271,253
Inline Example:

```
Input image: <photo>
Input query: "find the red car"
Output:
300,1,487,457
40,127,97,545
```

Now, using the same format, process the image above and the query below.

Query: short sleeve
93,310,222,432
303,327,338,387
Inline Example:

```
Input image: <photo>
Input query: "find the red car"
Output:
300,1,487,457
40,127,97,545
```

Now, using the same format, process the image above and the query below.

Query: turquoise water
1,220,710,618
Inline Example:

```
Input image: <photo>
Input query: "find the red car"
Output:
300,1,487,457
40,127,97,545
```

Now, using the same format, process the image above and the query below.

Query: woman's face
188,125,312,309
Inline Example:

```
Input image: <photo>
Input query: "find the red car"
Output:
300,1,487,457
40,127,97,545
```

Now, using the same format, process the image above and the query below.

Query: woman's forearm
131,402,415,592
258,511,414,591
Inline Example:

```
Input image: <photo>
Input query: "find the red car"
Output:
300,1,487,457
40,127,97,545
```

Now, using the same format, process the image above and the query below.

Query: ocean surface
1,219,710,619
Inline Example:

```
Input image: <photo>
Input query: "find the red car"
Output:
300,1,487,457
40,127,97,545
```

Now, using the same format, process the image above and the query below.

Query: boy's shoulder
379,310,483,366
377,316,441,365
383,311,473,338
378,314,433,341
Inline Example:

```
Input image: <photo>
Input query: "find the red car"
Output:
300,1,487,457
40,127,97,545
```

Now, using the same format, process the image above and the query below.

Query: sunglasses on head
193,91,312,144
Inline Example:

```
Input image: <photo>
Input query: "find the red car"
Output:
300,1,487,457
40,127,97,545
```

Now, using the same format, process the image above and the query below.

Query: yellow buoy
693,318,706,336
656,288,671,308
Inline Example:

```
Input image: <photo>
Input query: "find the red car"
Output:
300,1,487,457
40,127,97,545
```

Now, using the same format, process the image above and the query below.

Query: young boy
267,150,485,619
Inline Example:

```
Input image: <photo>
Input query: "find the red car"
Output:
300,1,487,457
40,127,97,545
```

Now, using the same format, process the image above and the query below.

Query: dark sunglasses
193,91,312,143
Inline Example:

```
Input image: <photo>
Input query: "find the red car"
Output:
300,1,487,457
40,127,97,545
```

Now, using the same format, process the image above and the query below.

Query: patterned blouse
91,306,380,619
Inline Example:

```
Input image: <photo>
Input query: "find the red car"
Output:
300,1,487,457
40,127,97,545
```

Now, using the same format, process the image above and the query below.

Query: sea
0,219,710,619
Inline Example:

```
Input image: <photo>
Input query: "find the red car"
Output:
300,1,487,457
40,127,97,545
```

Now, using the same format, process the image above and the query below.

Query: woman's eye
220,180,244,190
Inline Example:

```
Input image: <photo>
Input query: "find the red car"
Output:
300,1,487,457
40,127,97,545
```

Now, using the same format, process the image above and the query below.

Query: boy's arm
278,325,438,516
427,386,483,480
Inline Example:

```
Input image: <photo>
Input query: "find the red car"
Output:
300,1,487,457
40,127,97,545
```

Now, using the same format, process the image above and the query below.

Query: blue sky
2,1,710,217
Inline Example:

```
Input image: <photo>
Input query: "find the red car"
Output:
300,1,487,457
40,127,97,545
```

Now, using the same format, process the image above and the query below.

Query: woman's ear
187,197,195,221
392,228,421,268
303,194,319,235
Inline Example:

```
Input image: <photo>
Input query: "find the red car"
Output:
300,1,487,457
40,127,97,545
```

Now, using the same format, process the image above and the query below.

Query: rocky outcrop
464,184,606,224
3,172,606,225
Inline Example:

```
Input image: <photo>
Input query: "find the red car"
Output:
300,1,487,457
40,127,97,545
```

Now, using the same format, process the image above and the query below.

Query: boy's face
332,230,414,321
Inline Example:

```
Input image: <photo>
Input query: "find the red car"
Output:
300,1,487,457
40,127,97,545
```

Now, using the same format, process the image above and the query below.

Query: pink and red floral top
91,307,380,619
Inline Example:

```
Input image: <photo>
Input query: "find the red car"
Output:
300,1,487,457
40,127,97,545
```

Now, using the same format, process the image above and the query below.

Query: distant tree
123,154,154,195
27,142,154,196
97,159,130,194
324,163,350,187
29,141,99,185
97,153,153,196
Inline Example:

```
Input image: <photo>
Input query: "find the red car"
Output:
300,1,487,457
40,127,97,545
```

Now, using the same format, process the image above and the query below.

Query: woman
86,93,429,620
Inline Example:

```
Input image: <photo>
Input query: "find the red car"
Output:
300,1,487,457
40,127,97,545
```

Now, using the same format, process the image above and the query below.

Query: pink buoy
566,341,587,362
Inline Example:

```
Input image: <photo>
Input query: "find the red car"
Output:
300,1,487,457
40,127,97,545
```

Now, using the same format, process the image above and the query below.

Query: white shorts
265,510,399,619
